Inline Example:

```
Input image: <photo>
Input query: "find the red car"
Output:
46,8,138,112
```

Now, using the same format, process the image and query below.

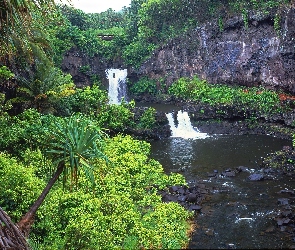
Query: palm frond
47,113,109,188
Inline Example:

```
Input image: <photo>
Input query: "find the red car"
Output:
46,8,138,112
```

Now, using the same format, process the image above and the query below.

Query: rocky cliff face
61,47,125,88
135,7,295,94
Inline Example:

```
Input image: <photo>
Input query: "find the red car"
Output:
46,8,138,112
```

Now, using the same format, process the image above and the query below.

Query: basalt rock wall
135,7,295,94
61,46,125,88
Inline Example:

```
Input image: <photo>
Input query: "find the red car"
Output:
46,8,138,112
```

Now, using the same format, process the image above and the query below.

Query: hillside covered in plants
0,0,295,249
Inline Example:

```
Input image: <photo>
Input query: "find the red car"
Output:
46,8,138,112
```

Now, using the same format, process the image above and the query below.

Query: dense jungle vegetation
0,0,293,249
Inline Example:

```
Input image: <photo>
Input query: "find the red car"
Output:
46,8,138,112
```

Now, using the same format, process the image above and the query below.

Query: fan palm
17,114,108,236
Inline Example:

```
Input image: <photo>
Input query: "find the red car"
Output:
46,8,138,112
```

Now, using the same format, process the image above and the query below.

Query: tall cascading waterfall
166,110,208,139
106,68,128,104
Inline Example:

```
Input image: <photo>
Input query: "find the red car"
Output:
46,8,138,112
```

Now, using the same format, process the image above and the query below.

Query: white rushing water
106,68,128,104
166,110,209,139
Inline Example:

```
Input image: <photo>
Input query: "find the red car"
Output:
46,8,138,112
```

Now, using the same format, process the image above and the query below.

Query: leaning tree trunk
18,161,64,237
0,207,30,250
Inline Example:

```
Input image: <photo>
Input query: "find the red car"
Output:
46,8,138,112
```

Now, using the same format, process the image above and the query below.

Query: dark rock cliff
134,7,295,94
61,47,125,88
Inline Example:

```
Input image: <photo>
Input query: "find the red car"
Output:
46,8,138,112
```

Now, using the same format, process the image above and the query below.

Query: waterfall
166,110,208,139
106,68,128,104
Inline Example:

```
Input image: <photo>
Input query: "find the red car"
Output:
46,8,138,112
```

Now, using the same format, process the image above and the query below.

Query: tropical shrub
97,100,135,131
27,134,191,249
168,76,281,114
137,107,157,129
0,153,45,221
14,62,75,113
122,40,157,68
57,85,108,116
0,108,59,155
0,66,14,80
0,93,12,115
129,76,157,96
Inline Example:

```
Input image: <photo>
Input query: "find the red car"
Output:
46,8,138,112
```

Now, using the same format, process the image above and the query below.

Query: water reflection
168,138,195,171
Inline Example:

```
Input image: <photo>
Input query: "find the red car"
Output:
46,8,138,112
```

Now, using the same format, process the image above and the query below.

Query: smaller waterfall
166,110,208,139
106,68,128,104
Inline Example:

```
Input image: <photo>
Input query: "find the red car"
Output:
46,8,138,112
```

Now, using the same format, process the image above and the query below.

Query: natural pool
150,135,294,249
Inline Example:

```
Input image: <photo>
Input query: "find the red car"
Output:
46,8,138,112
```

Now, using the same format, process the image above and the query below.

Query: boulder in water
248,173,264,181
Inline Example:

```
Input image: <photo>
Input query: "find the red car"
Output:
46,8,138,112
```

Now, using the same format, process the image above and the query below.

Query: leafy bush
14,62,75,114
97,100,135,131
57,85,108,116
29,134,191,249
168,76,281,114
0,108,60,155
129,76,157,96
137,107,157,129
122,40,157,68
0,93,12,114
0,66,14,80
0,153,44,221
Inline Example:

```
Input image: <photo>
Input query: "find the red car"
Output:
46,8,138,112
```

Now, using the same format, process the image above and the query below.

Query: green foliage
78,65,91,74
242,9,249,29
60,5,126,31
218,17,224,32
54,85,108,116
0,93,12,114
0,153,45,221
168,76,281,114
122,40,157,68
0,66,14,80
14,62,75,113
55,5,129,59
274,13,281,34
137,0,199,43
0,107,191,249
0,68,13,114
71,85,108,113
130,76,157,95
0,108,59,155
0,0,57,59
138,107,156,129
21,148,53,180
22,134,191,249
47,113,108,188
97,100,135,131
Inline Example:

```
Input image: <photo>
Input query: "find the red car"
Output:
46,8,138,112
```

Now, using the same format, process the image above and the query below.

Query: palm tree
0,0,56,59
17,114,108,236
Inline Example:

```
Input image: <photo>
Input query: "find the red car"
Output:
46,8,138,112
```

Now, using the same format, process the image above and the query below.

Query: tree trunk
17,161,64,237
0,207,30,250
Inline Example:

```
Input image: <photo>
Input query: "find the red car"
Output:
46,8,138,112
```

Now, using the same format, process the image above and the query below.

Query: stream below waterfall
108,74,295,248
139,102,294,248
150,135,293,249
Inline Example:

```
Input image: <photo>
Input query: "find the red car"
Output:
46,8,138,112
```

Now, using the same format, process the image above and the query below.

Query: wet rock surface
158,183,210,213
248,173,264,181
273,192,295,246
259,146,295,246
